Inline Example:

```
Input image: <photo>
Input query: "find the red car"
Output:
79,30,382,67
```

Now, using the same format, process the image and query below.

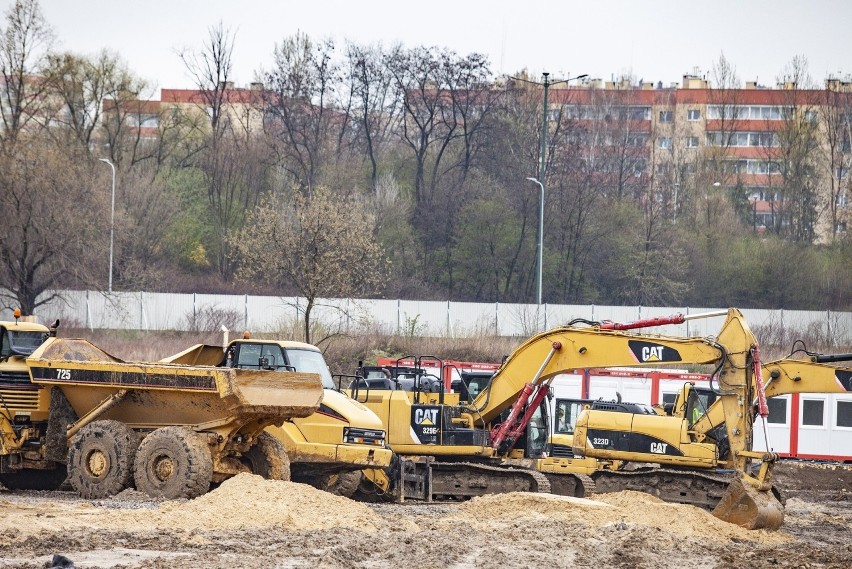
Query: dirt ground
0,461,850,569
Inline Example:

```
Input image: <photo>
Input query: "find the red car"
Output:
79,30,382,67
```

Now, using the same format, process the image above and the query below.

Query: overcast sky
22,0,852,95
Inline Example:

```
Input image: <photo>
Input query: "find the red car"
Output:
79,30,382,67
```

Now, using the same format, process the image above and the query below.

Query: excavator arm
762,358,852,396
467,311,741,457
467,318,732,425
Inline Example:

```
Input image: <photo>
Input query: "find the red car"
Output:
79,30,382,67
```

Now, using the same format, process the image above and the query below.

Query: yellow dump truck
0,317,323,499
163,338,393,497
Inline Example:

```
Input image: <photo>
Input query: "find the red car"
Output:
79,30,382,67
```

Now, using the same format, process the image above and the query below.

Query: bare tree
345,42,401,191
111,165,182,289
703,54,744,181
230,189,387,343
0,140,100,314
260,32,340,197
45,50,149,155
180,22,264,277
772,56,821,242
820,81,852,241
385,45,446,207
179,21,235,139
0,0,54,151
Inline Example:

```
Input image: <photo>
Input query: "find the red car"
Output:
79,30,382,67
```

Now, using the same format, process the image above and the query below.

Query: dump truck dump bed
26,338,323,430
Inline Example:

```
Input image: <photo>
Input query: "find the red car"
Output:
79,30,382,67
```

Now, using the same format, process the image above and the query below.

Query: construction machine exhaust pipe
711,474,784,530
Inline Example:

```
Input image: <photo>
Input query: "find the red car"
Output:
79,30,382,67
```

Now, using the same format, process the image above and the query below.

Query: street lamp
526,177,544,305
98,158,116,293
513,71,587,305
706,181,721,226
519,72,589,182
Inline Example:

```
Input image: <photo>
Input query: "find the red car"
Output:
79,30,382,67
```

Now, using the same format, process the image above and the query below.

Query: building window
687,109,701,121
838,401,852,428
766,398,787,424
659,110,673,123
707,104,786,120
805,110,818,123
836,193,849,206
802,399,825,426
686,136,699,148
706,131,777,147
658,137,672,149
837,221,848,234
837,167,847,180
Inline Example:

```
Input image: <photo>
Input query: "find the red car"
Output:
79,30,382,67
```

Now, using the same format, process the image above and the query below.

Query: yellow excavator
351,308,850,529
162,337,393,497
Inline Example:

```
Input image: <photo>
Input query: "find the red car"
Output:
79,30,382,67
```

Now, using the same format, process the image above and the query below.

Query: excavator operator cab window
453,372,493,402
554,399,590,434
686,388,716,427
526,404,548,458
685,386,718,426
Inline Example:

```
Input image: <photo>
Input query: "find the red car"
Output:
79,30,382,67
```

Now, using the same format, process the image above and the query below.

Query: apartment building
547,74,852,241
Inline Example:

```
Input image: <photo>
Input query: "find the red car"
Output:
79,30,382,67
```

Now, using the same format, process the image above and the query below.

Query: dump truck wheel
67,420,138,499
315,470,363,497
0,466,68,491
243,432,290,481
133,426,213,499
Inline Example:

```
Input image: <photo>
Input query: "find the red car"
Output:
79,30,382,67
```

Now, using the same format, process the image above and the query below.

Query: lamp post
706,181,721,226
526,177,544,305
98,158,115,293
520,72,589,183
512,71,587,305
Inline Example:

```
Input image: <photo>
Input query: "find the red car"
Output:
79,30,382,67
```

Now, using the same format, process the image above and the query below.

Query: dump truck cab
165,338,392,496
0,319,53,443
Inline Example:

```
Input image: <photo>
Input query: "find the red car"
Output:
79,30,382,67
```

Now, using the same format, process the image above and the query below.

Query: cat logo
650,442,668,454
414,408,439,425
628,340,682,363
642,346,664,362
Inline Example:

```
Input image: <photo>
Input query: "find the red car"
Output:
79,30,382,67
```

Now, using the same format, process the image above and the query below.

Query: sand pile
1,474,381,539
447,490,789,544
106,473,382,532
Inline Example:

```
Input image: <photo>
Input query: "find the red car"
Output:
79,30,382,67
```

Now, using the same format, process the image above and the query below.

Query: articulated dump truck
0,318,323,500
162,338,393,497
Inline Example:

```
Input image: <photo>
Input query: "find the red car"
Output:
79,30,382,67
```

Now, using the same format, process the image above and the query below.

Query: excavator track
591,467,763,511
427,461,552,498
543,472,596,498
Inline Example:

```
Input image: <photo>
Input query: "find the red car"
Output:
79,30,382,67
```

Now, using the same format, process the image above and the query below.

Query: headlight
343,427,386,447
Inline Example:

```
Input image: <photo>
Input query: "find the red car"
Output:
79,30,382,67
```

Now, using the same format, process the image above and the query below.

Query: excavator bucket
711,475,784,530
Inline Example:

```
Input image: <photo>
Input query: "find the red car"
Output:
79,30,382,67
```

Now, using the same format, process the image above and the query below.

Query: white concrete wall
2,289,850,344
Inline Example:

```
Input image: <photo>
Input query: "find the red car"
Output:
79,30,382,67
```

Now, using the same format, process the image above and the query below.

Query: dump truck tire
68,420,138,499
315,470,363,498
133,426,213,499
243,432,290,481
0,467,67,491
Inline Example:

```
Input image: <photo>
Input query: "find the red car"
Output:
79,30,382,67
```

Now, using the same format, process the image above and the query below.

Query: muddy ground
0,461,850,569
